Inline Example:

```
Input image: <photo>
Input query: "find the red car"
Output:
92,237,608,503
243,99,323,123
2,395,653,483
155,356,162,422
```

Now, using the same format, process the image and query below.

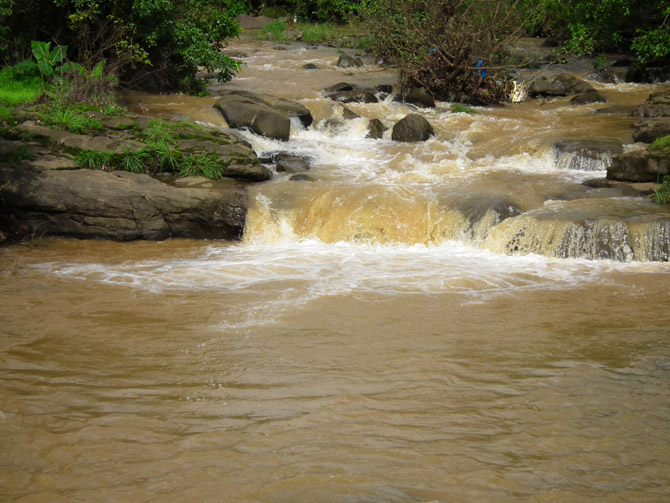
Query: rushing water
2,40,670,502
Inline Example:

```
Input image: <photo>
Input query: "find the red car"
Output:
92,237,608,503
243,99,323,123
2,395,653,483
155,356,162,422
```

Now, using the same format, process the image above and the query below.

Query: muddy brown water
2,40,670,502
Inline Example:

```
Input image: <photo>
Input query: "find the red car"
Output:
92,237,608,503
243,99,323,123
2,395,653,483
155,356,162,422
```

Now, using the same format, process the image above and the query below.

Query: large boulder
336,54,363,68
632,118,670,143
607,150,670,182
214,90,313,141
391,114,434,142
528,73,596,97
631,90,670,118
235,15,276,30
367,119,387,139
0,163,247,241
394,87,435,108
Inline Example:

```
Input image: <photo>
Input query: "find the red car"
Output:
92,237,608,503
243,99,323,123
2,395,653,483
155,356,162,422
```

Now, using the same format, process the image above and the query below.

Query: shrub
652,176,670,205
362,0,528,103
0,66,43,106
258,21,289,42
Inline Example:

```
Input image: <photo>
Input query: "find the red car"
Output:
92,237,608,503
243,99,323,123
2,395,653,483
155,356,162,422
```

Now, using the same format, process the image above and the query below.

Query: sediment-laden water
1,39,670,503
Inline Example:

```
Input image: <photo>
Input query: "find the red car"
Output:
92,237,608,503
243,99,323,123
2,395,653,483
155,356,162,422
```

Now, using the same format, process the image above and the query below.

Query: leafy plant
652,176,670,205
75,150,111,170
648,135,670,154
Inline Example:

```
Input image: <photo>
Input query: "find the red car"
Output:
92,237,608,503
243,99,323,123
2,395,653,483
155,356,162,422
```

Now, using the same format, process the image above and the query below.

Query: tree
362,0,530,104
0,0,242,92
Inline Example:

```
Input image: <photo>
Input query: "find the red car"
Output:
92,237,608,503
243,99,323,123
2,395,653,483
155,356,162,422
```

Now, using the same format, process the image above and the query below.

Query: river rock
632,90,670,118
554,141,622,171
585,68,621,84
607,150,670,182
392,114,434,142
236,14,275,30
0,163,247,241
302,63,318,70
366,119,387,139
632,118,670,143
214,90,313,141
570,91,607,104
394,87,435,108
337,54,363,68
528,73,595,97
275,153,311,174
326,89,378,104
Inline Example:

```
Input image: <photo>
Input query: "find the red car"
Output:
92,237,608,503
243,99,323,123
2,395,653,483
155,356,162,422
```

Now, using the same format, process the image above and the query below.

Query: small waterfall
485,199,670,261
553,142,615,172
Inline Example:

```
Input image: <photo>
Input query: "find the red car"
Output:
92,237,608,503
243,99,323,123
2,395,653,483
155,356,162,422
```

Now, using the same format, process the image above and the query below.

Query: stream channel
1,39,670,502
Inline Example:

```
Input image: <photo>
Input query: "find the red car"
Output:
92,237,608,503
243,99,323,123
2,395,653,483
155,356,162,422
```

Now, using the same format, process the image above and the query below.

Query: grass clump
75,150,112,170
652,176,670,205
258,21,289,42
450,103,477,114
648,135,670,154
38,107,104,134
180,152,226,179
113,148,149,174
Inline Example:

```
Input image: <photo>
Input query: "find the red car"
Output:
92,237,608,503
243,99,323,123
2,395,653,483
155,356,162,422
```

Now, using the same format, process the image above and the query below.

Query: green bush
258,21,289,42
649,135,670,153
0,1,241,93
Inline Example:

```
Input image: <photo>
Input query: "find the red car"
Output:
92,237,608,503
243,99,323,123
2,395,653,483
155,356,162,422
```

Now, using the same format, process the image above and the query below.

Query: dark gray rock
528,73,595,97
235,14,275,30
275,153,311,174
324,82,358,93
302,63,318,70
366,119,387,139
608,150,670,182
585,68,621,84
214,90,313,141
290,174,312,181
631,90,670,118
394,87,435,108
391,114,434,142
570,91,607,104
633,118,670,143
326,89,378,104
336,54,363,68
0,164,247,241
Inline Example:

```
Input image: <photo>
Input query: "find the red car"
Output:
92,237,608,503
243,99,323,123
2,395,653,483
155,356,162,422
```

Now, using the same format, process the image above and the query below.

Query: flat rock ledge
0,109,268,242
0,163,247,241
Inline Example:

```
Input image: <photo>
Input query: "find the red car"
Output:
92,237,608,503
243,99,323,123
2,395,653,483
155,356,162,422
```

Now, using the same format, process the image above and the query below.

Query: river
1,39,670,502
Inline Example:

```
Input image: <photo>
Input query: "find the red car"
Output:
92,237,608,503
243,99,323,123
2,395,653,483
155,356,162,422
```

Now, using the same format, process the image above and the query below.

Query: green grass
649,135,670,154
652,176,670,205
258,21,289,42
38,107,103,134
75,150,112,170
450,103,477,114
0,67,43,106
143,119,175,144
180,152,226,179
113,148,149,173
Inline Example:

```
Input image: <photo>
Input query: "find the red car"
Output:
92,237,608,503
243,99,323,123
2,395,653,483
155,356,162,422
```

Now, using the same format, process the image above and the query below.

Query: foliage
0,66,43,106
38,106,103,134
113,148,149,173
285,0,362,22
362,0,529,103
652,176,670,205
75,149,111,169
258,21,289,42
450,103,477,114
180,152,227,179
649,135,670,153
0,0,241,93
